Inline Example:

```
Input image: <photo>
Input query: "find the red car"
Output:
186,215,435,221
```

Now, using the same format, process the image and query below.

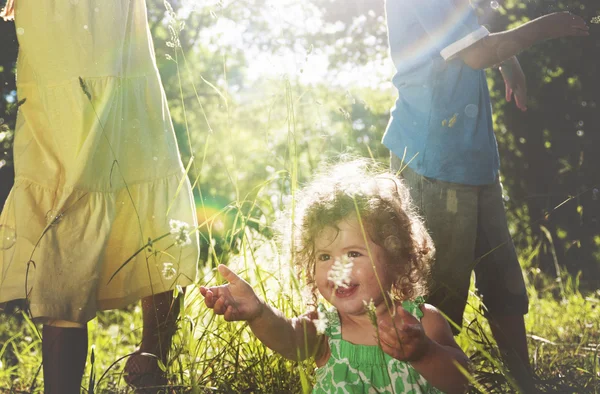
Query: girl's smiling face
314,216,393,317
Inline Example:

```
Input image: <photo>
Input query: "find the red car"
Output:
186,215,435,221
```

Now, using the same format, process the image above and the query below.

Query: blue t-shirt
383,0,499,185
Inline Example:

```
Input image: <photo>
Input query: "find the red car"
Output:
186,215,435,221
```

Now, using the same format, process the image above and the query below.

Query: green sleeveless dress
313,297,443,394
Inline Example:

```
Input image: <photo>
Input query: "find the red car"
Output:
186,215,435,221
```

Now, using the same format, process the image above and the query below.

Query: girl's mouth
335,284,358,298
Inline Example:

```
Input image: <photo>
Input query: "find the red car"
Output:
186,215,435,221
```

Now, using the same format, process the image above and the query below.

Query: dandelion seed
327,256,353,288
593,188,599,201
591,16,600,24
490,1,499,10
169,219,191,246
312,310,328,335
162,262,177,280
16,27,24,35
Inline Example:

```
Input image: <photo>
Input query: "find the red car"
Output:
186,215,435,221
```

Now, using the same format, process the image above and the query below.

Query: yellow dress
0,0,199,324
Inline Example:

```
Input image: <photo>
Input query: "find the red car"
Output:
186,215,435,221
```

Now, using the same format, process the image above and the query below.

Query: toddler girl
201,160,470,393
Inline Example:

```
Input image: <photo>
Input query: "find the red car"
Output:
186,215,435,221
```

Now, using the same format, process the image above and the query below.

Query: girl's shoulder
414,302,459,347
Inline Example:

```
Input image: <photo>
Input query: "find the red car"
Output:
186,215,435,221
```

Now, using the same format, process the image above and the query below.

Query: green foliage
1,257,600,392
484,0,600,284
0,0,599,392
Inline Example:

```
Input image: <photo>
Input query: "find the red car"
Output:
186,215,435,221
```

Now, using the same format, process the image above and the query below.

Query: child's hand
539,12,589,40
500,58,527,111
200,264,264,322
377,305,432,362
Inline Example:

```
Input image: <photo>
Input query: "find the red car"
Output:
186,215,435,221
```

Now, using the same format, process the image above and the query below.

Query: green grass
1,251,599,393
1,3,599,393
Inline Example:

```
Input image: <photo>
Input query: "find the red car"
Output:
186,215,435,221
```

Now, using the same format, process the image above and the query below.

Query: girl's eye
348,251,361,258
318,254,331,261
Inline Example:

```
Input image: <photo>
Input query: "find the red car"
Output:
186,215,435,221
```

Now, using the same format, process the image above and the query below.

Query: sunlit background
0,0,599,391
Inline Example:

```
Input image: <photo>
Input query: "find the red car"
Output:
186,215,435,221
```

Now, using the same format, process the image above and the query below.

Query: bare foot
123,350,168,393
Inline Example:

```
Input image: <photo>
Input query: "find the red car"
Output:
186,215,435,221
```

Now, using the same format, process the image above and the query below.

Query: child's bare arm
410,304,470,394
378,304,469,394
457,12,588,70
247,304,325,361
200,265,324,361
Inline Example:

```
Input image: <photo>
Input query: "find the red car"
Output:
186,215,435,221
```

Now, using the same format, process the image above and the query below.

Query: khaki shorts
392,155,528,333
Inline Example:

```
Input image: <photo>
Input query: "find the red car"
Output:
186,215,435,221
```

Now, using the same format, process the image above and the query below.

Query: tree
0,0,597,285
486,0,600,284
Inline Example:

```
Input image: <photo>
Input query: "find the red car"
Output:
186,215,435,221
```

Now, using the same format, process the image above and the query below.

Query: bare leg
489,314,537,393
42,325,88,394
124,290,181,388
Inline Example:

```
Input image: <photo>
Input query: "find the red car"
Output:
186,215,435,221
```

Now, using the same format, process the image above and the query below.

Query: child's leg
125,290,182,387
42,322,88,394
475,180,533,391
140,290,181,361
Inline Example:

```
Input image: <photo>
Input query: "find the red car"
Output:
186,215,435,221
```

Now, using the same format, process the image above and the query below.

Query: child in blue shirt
384,0,588,391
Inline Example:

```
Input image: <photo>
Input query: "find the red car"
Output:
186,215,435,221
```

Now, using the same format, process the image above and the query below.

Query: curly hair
291,159,434,305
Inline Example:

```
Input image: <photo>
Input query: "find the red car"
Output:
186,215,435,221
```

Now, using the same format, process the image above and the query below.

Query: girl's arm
248,301,325,361
409,304,470,394
200,264,325,361
378,303,470,394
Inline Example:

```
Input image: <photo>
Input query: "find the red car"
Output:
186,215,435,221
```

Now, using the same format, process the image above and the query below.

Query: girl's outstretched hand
200,264,264,322
377,305,432,362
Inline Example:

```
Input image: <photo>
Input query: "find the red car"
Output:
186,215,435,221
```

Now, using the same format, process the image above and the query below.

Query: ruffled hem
0,173,199,323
